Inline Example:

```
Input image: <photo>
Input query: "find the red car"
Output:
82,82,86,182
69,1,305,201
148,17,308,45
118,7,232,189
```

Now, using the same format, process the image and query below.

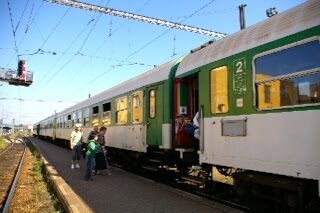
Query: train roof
176,0,320,76
56,59,176,116
36,114,55,125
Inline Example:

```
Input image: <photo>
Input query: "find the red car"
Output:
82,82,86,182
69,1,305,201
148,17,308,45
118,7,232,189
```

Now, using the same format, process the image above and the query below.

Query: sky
0,0,305,125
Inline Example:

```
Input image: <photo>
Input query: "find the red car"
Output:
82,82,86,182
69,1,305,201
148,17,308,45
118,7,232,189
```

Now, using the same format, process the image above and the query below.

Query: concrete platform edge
30,139,93,213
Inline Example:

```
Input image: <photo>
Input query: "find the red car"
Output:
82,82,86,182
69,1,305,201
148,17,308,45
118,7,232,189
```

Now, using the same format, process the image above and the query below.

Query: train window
177,82,189,115
255,39,320,109
149,90,156,118
92,106,99,126
116,96,128,124
77,111,82,125
67,115,71,128
64,116,67,128
72,112,76,127
210,66,229,114
132,91,143,123
83,108,90,127
103,102,111,126
56,118,59,128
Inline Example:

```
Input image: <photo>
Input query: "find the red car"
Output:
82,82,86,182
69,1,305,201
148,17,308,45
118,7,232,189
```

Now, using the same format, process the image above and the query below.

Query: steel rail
0,139,14,156
2,138,27,213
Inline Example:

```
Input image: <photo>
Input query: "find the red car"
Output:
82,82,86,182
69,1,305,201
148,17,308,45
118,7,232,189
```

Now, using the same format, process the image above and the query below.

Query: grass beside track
0,135,8,150
9,139,65,213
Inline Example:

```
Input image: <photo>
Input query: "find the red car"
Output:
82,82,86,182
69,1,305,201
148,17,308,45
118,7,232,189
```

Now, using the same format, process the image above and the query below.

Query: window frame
102,102,111,126
210,65,229,114
77,111,82,125
72,112,77,127
83,108,90,127
149,90,156,119
252,36,320,110
91,105,100,126
131,91,143,124
116,96,128,125
63,115,67,128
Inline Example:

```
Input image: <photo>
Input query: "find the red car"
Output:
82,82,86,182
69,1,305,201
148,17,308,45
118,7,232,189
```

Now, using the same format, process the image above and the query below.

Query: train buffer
0,68,33,86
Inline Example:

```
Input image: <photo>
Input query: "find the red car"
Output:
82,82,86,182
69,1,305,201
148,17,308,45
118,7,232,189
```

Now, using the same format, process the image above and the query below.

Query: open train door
146,84,163,147
173,78,193,148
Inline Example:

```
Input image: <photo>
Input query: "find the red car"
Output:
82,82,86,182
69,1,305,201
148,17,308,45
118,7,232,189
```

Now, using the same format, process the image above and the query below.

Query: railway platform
31,137,243,213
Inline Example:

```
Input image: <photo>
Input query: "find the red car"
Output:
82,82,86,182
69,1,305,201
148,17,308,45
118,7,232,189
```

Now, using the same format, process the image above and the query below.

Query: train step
152,151,165,155
181,175,205,185
142,165,159,172
148,158,162,163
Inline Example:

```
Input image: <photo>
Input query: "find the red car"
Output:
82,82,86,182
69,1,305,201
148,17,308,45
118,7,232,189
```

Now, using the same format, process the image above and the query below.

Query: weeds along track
0,138,26,212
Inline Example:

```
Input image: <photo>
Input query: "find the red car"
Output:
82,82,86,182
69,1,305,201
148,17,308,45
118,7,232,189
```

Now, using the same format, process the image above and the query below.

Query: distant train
34,0,320,211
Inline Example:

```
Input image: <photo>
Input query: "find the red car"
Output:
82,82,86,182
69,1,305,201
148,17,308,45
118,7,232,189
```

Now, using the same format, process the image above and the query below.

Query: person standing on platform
70,124,83,169
82,124,99,159
94,126,111,175
84,132,98,181
87,124,99,142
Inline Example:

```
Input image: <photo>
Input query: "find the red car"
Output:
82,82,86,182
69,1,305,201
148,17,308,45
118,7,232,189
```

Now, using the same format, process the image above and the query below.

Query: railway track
0,138,27,212
0,138,14,156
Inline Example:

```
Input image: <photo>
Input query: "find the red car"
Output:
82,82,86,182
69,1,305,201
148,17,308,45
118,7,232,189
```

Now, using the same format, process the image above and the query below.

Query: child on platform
84,132,98,181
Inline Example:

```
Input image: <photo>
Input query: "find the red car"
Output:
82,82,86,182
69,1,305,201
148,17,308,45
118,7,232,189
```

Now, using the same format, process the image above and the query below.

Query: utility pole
46,0,228,39
239,4,247,30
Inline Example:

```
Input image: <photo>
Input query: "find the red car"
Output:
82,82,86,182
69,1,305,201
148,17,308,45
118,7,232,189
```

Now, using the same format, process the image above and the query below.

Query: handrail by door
199,106,204,153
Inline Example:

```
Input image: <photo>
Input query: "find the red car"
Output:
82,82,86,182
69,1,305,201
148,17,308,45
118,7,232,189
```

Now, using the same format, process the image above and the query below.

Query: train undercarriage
107,145,320,213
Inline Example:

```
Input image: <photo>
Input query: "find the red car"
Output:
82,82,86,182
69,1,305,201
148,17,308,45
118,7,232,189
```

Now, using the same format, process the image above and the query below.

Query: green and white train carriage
174,0,320,199
52,59,183,153
34,0,319,208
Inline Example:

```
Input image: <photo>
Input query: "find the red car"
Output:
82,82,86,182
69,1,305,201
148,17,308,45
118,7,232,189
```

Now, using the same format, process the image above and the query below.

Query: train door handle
146,122,150,127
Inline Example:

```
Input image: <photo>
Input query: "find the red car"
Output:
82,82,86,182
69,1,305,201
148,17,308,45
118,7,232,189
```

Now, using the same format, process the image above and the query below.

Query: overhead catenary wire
1,47,155,67
114,0,219,64
172,31,177,57
64,0,153,88
32,20,46,42
26,6,71,62
36,0,110,89
3,0,65,76
0,97,79,103
23,0,44,38
169,6,238,21
14,0,31,33
25,0,36,33
6,0,20,63
35,18,97,84
74,0,218,96
5,0,44,69
46,0,227,38
33,0,105,85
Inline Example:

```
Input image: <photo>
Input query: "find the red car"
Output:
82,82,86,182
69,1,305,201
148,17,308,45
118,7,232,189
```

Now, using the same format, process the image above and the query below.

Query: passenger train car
34,0,320,211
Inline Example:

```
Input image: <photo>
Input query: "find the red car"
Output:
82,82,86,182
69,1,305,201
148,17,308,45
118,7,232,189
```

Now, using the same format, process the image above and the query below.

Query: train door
146,84,163,146
173,77,198,148
36,124,40,137
53,117,56,141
